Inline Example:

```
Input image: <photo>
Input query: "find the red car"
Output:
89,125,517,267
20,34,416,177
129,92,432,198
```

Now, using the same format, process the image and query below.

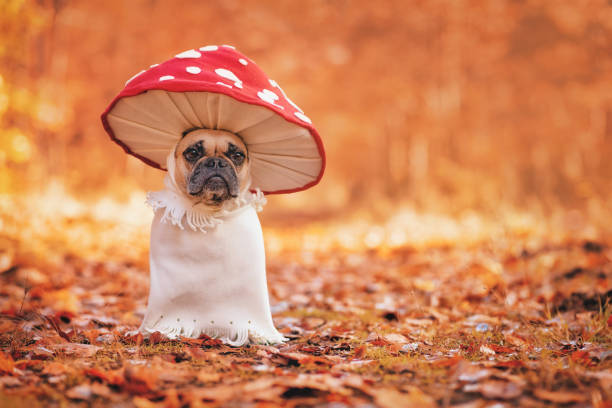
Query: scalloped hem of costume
139,324,287,346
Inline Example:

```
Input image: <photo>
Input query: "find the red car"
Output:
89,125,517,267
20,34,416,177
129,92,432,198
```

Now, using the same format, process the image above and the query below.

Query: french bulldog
173,128,251,207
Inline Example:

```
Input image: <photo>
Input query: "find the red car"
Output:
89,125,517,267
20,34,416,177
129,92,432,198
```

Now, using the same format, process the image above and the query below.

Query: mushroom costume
101,45,325,345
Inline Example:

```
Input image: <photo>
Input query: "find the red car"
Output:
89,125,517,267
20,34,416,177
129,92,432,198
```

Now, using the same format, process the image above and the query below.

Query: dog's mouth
203,175,230,204
187,158,240,206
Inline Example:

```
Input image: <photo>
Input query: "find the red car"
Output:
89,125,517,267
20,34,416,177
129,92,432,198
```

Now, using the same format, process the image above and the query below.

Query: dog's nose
204,157,228,168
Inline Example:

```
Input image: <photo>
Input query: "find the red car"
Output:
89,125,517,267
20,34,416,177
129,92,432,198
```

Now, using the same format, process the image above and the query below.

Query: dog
140,128,286,346
173,128,250,207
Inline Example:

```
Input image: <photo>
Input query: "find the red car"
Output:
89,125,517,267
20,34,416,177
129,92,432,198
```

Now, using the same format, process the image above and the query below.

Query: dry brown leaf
276,351,332,366
196,371,221,383
0,376,21,388
51,343,101,358
65,384,93,400
188,385,237,403
42,361,70,376
477,380,523,400
132,396,160,408
533,389,588,403
373,387,436,408
123,365,157,395
383,333,409,343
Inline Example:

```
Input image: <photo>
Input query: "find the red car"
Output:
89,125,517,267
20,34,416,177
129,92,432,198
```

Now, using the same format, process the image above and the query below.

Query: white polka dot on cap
269,79,304,113
175,49,201,59
159,75,174,81
215,68,243,88
257,89,284,109
186,66,202,74
294,111,312,124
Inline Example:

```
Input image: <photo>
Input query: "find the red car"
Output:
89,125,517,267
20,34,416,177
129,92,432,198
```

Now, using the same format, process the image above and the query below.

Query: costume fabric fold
140,152,286,346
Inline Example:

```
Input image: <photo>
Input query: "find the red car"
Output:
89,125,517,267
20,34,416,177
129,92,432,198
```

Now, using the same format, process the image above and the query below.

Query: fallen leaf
89,382,115,399
431,355,463,367
533,389,588,403
373,387,436,408
276,352,332,366
196,371,221,383
457,363,494,382
148,331,169,344
487,344,515,354
52,343,101,358
123,365,157,395
477,380,523,400
383,333,409,343
42,361,70,376
0,352,14,375
0,376,21,388
132,396,159,408
66,384,93,400
353,345,367,359
187,385,237,403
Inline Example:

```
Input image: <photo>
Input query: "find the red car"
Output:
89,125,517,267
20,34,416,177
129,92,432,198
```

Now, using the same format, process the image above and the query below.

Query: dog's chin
198,176,233,207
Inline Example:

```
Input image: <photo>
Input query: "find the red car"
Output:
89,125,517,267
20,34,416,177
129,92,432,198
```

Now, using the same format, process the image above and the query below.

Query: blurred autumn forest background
2,2,612,406
2,0,612,252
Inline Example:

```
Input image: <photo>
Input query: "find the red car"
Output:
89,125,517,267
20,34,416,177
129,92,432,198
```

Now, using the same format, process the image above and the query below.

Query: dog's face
173,129,250,207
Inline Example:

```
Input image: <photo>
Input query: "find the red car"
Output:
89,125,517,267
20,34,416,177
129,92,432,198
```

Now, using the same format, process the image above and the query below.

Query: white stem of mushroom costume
140,150,286,346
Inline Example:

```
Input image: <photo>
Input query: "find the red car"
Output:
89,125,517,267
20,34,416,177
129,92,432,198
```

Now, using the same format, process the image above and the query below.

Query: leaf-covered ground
0,201,611,407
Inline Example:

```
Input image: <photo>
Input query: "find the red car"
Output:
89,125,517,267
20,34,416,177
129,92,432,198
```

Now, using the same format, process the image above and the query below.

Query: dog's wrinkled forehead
175,129,247,159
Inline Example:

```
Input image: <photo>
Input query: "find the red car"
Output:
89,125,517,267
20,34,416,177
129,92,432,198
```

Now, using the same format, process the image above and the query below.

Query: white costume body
139,153,286,346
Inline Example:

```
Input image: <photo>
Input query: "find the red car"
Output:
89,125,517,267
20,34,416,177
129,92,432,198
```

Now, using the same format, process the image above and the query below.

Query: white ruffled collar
145,150,266,233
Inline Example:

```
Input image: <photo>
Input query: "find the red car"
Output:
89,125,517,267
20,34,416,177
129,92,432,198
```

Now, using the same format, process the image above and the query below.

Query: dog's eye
231,151,245,164
183,148,200,162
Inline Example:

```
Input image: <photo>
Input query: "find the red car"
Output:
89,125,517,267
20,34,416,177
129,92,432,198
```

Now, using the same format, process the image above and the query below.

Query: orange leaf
84,368,124,386
534,389,588,404
571,350,594,367
431,355,462,367
148,331,169,344
487,344,515,354
14,360,41,370
353,345,367,359
123,365,156,395
277,352,332,366
0,352,14,375
124,331,143,345
370,338,390,347
84,368,110,382
386,343,403,354
494,360,525,368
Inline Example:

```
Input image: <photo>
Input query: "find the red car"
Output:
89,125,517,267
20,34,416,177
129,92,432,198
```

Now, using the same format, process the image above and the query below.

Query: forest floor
0,196,611,407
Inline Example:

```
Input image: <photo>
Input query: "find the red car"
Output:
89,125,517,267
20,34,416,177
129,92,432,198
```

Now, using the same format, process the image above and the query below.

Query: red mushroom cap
101,45,325,195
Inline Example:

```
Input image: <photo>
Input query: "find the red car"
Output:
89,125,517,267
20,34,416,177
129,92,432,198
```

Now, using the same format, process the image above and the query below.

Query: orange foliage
0,0,611,219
